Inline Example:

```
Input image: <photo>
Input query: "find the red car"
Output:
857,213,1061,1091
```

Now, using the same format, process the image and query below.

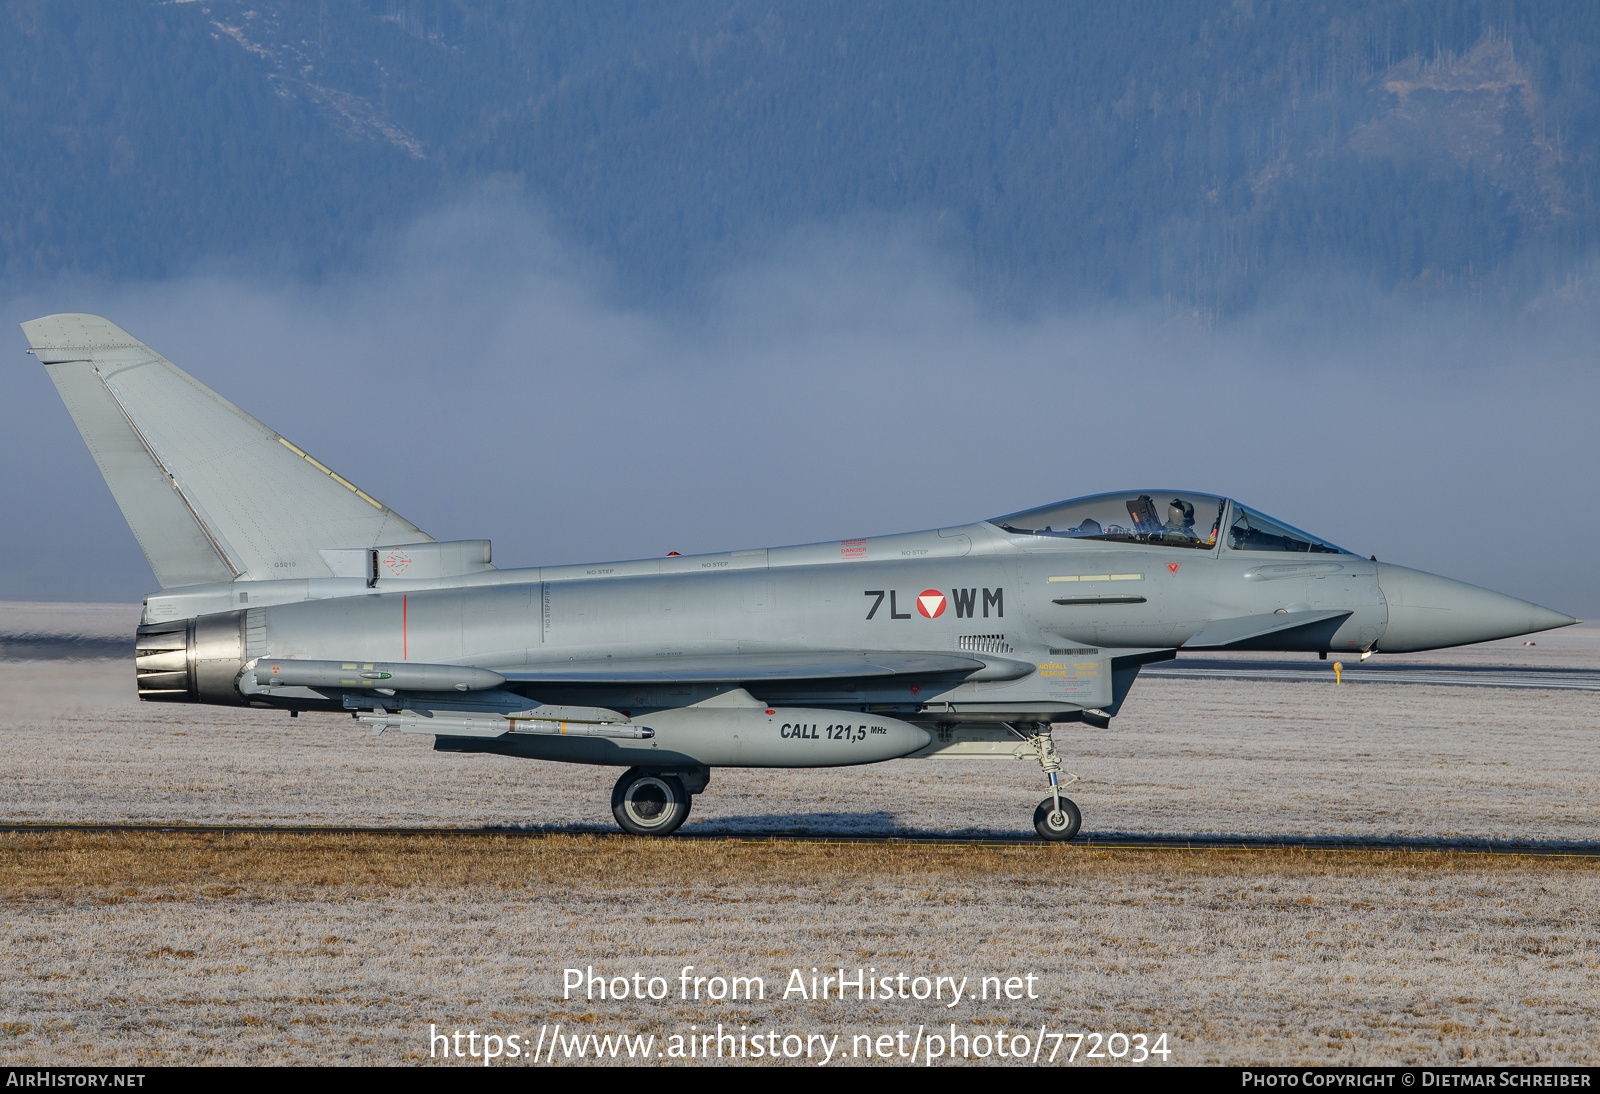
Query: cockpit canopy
989,491,1352,554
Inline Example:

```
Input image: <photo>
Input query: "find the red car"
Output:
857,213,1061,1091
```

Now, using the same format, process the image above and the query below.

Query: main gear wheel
610,768,693,837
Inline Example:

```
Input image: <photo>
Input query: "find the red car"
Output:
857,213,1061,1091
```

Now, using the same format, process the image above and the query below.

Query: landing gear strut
611,768,693,837
1006,722,1082,841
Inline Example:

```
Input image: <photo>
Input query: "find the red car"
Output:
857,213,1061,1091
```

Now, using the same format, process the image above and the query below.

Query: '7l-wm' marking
864,589,1002,620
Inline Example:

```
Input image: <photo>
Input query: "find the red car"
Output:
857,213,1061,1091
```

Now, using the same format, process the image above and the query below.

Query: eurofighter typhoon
23,315,1580,838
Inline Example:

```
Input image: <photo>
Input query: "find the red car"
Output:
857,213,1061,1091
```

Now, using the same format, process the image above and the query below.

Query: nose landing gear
1006,722,1082,841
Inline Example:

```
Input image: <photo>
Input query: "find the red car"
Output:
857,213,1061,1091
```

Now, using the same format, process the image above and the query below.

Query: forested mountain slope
5,0,1599,312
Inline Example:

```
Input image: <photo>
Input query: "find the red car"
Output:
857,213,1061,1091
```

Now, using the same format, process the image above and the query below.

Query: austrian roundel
916,590,947,618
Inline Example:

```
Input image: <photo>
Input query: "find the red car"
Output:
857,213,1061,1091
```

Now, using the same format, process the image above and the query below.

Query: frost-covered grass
0,833,1596,1066
0,657,1594,841
1,609,1596,1065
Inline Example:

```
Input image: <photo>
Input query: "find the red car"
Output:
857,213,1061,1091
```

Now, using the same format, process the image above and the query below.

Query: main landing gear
1006,722,1082,841
610,766,709,837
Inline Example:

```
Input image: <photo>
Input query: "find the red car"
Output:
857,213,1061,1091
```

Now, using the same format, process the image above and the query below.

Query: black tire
1033,796,1082,841
611,769,692,837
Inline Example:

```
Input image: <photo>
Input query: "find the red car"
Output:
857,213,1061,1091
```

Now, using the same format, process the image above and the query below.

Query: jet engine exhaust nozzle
134,613,248,705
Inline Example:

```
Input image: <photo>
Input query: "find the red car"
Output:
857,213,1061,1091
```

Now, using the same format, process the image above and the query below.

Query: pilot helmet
1168,498,1194,524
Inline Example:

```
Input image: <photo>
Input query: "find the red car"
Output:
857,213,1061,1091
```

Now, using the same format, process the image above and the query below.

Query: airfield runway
1148,658,1600,692
0,602,1596,1065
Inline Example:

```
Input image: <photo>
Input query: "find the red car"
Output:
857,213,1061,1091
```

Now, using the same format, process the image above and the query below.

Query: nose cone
1376,563,1580,653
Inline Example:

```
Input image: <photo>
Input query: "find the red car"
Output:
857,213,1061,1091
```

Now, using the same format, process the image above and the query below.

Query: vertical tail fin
23,313,432,588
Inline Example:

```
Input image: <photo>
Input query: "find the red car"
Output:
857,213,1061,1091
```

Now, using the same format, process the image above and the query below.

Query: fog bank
4,194,1595,618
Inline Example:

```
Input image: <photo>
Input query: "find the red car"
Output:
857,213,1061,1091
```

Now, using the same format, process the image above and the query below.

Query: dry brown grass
2,831,1596,902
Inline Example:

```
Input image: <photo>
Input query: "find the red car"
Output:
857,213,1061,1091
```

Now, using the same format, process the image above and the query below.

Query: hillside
4,0,1599,312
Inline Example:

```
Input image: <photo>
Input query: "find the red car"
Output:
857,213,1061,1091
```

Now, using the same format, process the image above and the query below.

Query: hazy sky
4,190,1596,617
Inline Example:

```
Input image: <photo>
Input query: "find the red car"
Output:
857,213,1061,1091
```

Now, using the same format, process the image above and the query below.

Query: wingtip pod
21,313,145,353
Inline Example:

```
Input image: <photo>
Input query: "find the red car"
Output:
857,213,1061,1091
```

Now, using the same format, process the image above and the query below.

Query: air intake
957,634,1013,654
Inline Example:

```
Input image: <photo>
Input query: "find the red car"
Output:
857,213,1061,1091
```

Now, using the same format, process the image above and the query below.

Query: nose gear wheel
1034,796,1082,841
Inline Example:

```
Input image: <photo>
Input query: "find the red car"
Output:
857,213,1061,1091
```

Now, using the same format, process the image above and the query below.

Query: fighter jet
22,314,1580,839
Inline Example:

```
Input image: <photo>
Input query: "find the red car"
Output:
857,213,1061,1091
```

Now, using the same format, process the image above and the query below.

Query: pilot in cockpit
1163,498,1198,541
